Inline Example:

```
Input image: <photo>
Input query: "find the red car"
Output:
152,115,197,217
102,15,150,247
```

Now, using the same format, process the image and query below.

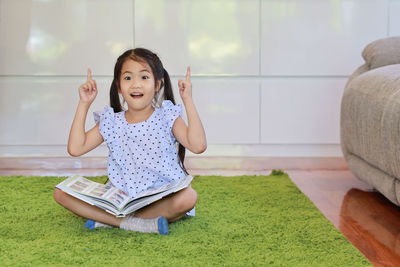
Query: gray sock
120,215,168,235
94,221,113,228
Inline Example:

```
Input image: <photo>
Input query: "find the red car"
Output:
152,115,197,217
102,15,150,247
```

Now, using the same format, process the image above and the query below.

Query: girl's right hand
78,68,98,104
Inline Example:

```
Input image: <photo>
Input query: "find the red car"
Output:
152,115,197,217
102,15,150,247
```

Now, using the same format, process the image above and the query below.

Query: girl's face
119,59,160,111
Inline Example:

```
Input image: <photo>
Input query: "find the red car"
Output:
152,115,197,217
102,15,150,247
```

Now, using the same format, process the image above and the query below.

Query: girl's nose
131,78,141,88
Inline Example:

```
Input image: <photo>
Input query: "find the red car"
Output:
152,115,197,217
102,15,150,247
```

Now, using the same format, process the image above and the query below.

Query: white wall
0,0,398,157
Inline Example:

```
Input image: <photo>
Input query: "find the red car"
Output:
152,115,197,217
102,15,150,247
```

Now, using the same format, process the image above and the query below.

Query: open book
55,174,193,217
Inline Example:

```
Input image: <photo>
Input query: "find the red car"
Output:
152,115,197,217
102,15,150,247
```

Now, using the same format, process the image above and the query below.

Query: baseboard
0,144,344,157
0,156,349,176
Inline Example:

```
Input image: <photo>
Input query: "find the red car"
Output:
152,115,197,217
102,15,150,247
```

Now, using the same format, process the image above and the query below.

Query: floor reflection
340,188,400,258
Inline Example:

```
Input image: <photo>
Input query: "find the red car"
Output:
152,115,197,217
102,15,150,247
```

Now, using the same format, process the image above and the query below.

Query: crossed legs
53,186,198,227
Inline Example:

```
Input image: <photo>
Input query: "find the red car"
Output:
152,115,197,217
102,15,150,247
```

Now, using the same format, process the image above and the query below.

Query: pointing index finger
87,68,93,81
186,66,191,82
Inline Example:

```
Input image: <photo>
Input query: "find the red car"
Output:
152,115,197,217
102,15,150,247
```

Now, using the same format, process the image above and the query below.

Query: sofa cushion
362,36,400,70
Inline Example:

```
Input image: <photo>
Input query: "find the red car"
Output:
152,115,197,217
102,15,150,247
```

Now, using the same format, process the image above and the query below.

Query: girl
54,48,207,235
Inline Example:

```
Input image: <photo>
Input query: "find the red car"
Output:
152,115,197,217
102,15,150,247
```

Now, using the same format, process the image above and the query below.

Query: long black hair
109,48,187,174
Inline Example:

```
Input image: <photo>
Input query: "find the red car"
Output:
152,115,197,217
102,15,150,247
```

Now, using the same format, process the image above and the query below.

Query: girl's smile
119,59,160,122
130,92,144,99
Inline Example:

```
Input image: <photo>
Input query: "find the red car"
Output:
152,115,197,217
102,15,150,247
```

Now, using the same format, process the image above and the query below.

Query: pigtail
110,51,132,113
178,141,188,175
162,69,175,104
110,80,123,112
162,68,188,175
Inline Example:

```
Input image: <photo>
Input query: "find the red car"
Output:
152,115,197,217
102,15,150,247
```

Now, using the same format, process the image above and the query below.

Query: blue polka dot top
94,100,187,198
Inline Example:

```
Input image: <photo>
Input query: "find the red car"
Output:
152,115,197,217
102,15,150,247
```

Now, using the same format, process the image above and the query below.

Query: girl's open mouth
130,93,144,99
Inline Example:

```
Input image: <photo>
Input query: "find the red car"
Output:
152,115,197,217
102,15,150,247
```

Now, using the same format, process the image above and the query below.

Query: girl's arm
172,67,207,154
67,69,104,157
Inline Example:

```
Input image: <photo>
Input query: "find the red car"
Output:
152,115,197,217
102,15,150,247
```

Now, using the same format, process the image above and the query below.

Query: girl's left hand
178,66,192,101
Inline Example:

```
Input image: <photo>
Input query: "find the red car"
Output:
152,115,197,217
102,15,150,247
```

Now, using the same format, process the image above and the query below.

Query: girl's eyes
123,76,149,80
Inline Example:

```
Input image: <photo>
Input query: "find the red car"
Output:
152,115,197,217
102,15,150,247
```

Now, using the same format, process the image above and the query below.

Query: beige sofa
341,36,400,205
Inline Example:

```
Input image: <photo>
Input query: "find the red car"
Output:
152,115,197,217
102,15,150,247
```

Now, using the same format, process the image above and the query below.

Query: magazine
55,174,193,217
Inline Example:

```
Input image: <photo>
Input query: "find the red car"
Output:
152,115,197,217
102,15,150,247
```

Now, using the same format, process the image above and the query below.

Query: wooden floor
288,170,400,267
1,157,400,266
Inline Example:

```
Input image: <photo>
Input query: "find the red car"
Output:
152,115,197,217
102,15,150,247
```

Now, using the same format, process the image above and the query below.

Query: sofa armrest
345,64,369,88
362,36,400,70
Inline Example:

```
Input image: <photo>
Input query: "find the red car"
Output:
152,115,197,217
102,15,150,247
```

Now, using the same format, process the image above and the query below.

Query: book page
57,174,194,217
65,176,132,209
121,175,194,216
103,188,132,207
134,175,193,199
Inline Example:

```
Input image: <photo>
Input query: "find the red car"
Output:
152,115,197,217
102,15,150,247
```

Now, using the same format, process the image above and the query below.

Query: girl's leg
134,187,198,222
53,188,122,227
54,188,167,234
54,186,197,233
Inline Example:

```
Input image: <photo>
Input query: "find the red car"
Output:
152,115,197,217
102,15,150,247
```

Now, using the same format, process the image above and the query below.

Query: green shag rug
0,172,370,266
